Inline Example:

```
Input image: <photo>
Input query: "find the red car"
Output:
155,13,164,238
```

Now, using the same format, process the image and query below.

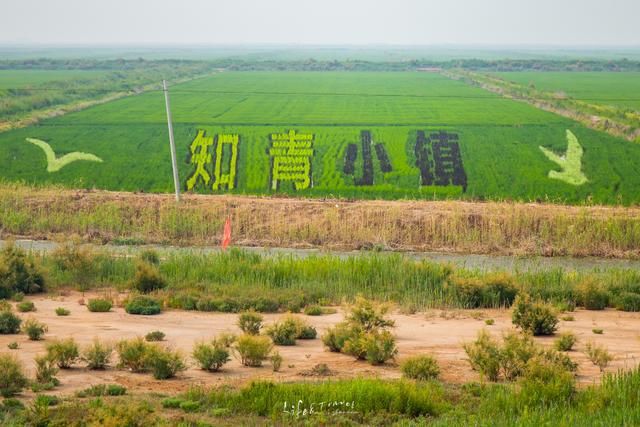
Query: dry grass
2,182,640,258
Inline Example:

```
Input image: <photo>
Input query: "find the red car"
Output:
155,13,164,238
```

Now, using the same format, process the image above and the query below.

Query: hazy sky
2,0,639,45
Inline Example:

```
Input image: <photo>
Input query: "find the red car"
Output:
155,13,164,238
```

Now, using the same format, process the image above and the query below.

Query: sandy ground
4,291,640,398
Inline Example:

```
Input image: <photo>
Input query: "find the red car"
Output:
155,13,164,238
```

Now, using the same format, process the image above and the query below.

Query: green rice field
1,71,640,204
496,71,640,110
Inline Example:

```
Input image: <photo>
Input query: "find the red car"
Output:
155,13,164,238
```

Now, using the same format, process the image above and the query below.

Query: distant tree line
1,58,639,73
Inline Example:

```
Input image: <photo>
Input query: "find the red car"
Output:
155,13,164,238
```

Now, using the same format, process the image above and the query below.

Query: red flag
221,216,232,250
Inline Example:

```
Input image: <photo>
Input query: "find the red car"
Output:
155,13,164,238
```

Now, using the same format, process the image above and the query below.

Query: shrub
192,341,230,372
138,249,160,266
145,330,165,342
322,324,354,352
271,351,283,372
46,338,79,369
304,305,324,316
585,341,613,372
77,384,127,397
265,320,298,346
401,355,440,380
22,317,47,340
615,292,640,312
577,279,609,310
511,294,558,336
0,354,28,397
0,243,45,298
298,325,317,339
499,331,539,381
167,293,198,310
237,311,263,335
485,319,495,326
195,298,217,312
343,330,398,365
7,342,18,350
144,346,186,380
362,330,398,365
453,277,484,308
519,356,576,406
125,295,162,315
116,338,151,372
132,262,166,293
234,334,273,367
55,307,70,316
0,300,11,312
346,297,395,331
87,298,113,312
593,328,604,334
34,394,59,407
554,332,577,351
463,329,502,381
561,315,575,321
11,292,24,302
0,311,21,334
16,301,35,312
51,242,96,290
82,339,113,369
34,354,59,386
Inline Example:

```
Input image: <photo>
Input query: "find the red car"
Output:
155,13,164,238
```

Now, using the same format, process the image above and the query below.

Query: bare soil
5,291,640,397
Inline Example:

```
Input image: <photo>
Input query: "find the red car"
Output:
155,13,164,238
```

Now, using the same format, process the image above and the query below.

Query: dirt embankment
4,291,640,397
2,185,640,258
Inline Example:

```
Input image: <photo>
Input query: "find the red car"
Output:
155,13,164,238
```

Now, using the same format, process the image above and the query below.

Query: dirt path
5,291,640,397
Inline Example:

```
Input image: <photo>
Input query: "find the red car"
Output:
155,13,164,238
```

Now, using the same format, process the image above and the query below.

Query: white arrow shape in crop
26,138,103,172
539,130,588,186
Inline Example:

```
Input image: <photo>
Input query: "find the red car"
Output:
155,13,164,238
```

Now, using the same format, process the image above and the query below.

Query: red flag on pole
221,216,232,250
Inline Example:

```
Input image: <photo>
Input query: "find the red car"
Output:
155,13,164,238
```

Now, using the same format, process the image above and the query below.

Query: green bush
16,301,35,312
167,293,198,310
577,279,609,310
233,334,273,367
554,332,577,351
195,297,217,312
145,330,165,342
125,295,162,315
304,305,324,316
34,354,59,386
51,242,96,291
116,337,151,372
144,346,186,380
0,300,12,312
0,354,28,397
615,292,640,312
298,325,317,339
265,320,298,346
34,394,59,407
0,311,21,334
7,342,18,350
237,311,263,335
483,273,518,307
46,338,79,369
343,330,398,365
87,298,112,312
77,384,126,397
585,341,613,372
511,294,558,336
11,292,24,302
322,323,353,352
55,307,70,316
346,297,395,331
0,243,45,299
82,339,113,369
464,329,576,383
131,262,166,294
192,340,230,372
401,355,440,380
519,355,576,407
271,351,283,372
22,317,47,340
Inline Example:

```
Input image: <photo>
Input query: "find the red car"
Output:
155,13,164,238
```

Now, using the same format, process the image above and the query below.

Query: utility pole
163,79,181,202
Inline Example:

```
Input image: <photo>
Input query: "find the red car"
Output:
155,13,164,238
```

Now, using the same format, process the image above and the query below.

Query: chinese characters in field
184,129,468,193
